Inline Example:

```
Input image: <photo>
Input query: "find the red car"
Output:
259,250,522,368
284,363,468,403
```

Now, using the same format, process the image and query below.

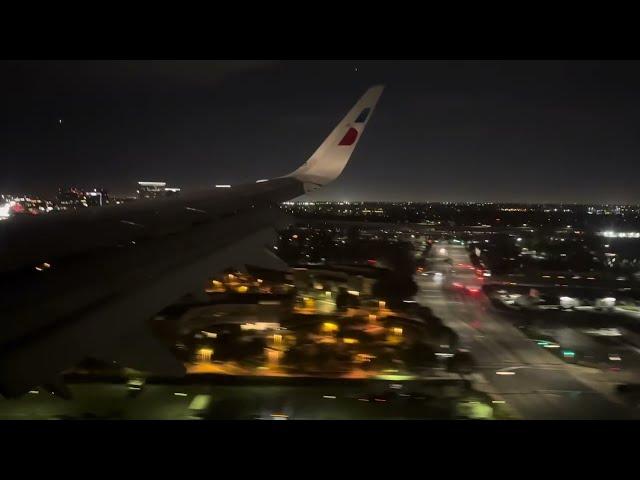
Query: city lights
2,60,640,423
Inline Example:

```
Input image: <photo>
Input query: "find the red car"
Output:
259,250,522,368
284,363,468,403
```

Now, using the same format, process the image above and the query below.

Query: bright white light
0,203,11,219
496,371,516,376
584,328,621,337
256,179,269,183
174,392,188,397
138,181,166,187
600,231,640,238
215,184,231,188
240,322,280,331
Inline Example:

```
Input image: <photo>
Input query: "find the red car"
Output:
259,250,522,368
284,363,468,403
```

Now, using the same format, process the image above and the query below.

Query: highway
415,242,638,419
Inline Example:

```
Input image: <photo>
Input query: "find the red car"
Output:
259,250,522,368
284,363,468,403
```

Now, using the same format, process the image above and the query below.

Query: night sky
2,60,640,204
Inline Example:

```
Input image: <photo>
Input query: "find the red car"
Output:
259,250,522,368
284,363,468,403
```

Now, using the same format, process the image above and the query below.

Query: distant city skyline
2,60,640,203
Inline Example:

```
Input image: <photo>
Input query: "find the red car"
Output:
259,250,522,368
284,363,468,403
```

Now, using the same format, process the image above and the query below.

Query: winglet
286,85,384,192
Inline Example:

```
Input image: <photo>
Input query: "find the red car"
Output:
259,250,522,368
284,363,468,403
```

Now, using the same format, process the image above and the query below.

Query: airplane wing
0,85,384,397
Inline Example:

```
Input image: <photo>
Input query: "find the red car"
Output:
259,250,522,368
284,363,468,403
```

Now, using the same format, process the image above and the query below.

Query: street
415,242,638,419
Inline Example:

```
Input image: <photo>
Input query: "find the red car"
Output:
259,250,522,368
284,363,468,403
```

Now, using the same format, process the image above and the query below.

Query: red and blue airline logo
339,128,358,146
338,108,370,146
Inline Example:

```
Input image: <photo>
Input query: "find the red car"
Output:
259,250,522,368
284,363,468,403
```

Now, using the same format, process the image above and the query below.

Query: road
415,242,638,419
0,383,462,420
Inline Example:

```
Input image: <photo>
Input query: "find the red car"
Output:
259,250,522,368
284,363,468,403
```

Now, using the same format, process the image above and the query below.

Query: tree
372,272,418,304
235,337,267,367
401,342,437,373
283,345,311,372
212,326,252,362
335,287,360,311
366,349,398,372
425,324,458,350
448,351,476,376
370,242,419,304
314,344,350,373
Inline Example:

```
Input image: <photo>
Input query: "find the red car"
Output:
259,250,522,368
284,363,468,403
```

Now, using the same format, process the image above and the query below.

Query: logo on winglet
338,127,359,146
355,108,371,123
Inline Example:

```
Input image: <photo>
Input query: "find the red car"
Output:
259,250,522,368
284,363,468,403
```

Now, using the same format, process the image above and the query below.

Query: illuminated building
137,181,165,199
57,188,108,208
137,181,181,200
56,188,83,207
85,189,108,207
